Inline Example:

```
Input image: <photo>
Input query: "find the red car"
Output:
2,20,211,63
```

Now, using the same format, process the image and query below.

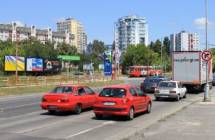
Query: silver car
154,81,187,101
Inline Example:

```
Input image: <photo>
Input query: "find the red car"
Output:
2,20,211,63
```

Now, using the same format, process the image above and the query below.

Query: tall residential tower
170,31,199,53
57,18,87,53
115,15,149,51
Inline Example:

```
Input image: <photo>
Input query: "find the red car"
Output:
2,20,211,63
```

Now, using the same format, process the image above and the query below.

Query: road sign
202,50,212,61
103,53,112,76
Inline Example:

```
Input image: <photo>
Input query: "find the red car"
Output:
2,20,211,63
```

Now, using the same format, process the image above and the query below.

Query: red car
40,85,97,114
93,85,152,120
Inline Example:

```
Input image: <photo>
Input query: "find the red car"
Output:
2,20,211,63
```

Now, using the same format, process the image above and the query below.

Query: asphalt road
0,78,204,140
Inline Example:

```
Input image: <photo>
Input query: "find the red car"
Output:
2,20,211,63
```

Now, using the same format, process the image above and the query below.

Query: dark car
140,77,167,93
212,76,215,86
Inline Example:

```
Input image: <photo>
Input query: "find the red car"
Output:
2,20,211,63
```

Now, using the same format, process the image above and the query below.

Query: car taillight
122,98,129,104
170,91,176,94
42,97,47,102
60,98,69,103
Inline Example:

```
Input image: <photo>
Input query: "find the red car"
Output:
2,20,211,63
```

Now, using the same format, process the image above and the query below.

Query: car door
177,82,184,97
84,86,96,107
77,87,88,108
135,87,147,111
129,87,141,112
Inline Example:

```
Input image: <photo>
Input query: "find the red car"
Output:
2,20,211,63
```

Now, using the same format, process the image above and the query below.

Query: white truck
172,51,213,92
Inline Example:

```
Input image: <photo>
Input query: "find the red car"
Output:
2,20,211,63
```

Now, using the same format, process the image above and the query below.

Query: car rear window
50,86,73,94
159,82,176,88
99,88,126,98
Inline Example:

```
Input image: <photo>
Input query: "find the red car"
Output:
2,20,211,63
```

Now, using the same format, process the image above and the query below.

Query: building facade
170,31,199,53
57,18,87,53
0,22,74,45
115,15,149,51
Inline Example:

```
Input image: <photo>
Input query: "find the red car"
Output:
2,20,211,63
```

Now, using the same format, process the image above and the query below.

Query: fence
0,74,112,87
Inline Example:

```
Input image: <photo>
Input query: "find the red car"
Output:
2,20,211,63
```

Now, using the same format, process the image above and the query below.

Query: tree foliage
122,44,160,67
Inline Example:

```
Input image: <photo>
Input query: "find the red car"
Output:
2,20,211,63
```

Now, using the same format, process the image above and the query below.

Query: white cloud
194,17,213,29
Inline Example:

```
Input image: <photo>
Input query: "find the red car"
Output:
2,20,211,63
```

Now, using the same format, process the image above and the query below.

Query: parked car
154,81,187,101
212,76,215,86
40,85,97,114
140,77,167,93
93,85,152,120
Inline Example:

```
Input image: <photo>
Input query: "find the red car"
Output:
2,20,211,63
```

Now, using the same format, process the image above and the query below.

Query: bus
129,66,162,77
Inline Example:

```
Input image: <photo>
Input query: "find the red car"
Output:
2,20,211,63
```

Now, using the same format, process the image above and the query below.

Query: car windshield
159,82,176,88
145,78,162,83
50,86,73,94
99,88,126,98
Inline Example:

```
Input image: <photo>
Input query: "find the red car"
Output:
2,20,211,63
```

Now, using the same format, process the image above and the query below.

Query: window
130,88,137,96
99,88,126,98
85,87,95,95
50,86,73,94
135,87,144,96
78,88,86,96
159,82,176,88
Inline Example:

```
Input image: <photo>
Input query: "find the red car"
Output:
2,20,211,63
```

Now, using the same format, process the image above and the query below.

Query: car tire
183,93,187,98
95,114,103,120
48,110,56,114
127,107,134,120
74,104,82,114
176,95,180,101
146,103,152,113
155,97,160,101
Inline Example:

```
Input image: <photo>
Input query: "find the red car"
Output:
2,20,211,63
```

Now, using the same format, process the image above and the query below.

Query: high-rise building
0,22,74,45
115,15,149,51
57,18,87,53
170,31,199,53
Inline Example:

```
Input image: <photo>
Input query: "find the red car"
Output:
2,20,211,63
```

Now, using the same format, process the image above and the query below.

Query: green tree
56,42,77,55
122,44,160,68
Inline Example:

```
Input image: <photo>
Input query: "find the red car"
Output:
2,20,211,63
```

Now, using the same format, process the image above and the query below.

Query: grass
0,80,124,96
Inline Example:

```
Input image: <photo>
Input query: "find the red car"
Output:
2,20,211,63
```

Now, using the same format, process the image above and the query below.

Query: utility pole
204,0,210,101
15,30,18,85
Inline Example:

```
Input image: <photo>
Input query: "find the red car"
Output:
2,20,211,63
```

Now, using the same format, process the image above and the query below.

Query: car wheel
74,104,82,114
176,95,180,101
127,107,134,120
183,93,187,98
155,97,160,101
95,114,103,120
48,110,56,114
146,103,152,113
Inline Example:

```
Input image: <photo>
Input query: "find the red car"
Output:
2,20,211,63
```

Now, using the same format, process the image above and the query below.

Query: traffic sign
202,50,212,61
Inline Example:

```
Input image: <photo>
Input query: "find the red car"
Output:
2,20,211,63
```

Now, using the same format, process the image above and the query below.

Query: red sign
202,50,212,61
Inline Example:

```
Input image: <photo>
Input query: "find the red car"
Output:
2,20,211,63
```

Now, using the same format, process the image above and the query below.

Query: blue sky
0,0,214,49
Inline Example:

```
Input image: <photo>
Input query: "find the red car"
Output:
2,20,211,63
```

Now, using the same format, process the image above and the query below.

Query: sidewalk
142,91,215,140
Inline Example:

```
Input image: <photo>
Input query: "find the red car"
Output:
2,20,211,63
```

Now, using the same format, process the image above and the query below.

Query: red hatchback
93,85,152,120
40,85,97,114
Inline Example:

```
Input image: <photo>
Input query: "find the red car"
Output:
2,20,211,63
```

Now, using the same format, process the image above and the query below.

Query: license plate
103,102,115,106
161,96,169,98
48,106,57,110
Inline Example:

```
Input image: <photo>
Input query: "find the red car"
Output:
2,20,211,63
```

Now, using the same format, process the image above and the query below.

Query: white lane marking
0,102,39,111
65,121,115,139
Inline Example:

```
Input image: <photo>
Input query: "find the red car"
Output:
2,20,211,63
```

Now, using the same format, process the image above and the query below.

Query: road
0,78,204,140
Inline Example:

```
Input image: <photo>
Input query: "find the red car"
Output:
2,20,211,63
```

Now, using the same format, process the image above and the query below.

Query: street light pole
204,0,209,101
15,30,18,85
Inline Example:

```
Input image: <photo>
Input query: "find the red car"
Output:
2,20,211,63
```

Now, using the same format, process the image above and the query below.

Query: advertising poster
5,56,25,71
27,58,43,71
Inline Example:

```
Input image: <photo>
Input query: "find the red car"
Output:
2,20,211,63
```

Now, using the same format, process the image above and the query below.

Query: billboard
44,59,62,73
5,56,25,71
26,58,43,71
